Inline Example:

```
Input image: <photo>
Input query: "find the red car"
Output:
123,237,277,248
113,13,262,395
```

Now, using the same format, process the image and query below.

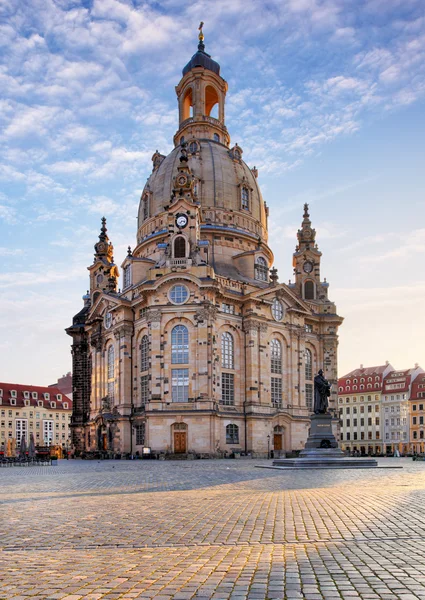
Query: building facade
0,382,72,452
410,372,425,453
67,34,343,457
339,363,424,455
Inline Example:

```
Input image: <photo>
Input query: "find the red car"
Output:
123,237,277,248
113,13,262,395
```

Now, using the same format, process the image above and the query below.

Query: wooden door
274,434,282,451
174,432,187,454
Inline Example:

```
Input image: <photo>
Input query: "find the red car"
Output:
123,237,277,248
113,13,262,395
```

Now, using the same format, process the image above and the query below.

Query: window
271,339,282,374
107,345,115,402
241,187,249,211
305,324,313,333
135,423,145,446
346,419,350,427
10,390,17,398
140,335,149,372
305,348,312,380
306,384,313,411
354,432,358,440
123,264,132,289
353,407,357,414
221,373,234,405
346,432,350,441
10,398,16,406
271,377,282,408
375,417,380,425
368,418,372,426
222,332,234,369
43,420,54,445
142,194,149,220
226,424,239,444
140,375,149,406
171,369,189,402
272,298,284,321
255,257,268,282
222,303,235,314
353,419,357,426
213,133,220,142
15,419,28,444
189,141,199,154
174,236,186,258
172,325,189,364
169,285,189,304
304,280,315,300
346,407,350,414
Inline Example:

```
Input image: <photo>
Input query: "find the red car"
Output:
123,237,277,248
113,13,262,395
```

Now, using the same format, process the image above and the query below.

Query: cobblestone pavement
2,458,425,599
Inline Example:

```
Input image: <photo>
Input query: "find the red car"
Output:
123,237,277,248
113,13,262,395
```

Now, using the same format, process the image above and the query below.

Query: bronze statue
314,369,331,414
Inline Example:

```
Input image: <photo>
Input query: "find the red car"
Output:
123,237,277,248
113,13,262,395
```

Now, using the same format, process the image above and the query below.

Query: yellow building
0,382,72,453
67,33,343,458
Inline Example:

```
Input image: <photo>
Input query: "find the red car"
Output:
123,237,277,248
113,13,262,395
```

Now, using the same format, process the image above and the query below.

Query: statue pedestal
271,412,379,469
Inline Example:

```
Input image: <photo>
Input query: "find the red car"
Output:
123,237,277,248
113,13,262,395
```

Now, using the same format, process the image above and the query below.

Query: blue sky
1,0,424,385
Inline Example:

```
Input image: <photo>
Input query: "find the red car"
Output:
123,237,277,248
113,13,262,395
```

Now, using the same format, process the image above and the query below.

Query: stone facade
67,37,343,457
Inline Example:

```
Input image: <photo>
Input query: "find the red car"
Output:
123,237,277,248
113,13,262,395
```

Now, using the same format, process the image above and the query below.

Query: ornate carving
243,319,268,333
195,305,218,322
147,309,162,323
90,333,103,352
113,325,134,339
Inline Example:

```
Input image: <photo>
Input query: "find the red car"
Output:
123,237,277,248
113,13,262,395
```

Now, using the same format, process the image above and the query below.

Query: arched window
304,280,315,300
205,85,219,117
140,335,149,406
182,88,193,120
305,348,312,381
107,345,115,402
171,325,189,364
213,133,220,142
305,349,313,411
142,194,149,221
174,236,186,258
241,187,249,211
271,339,282,374
222,332,234,369
226,424,239,444
255,256,268,281
140,335,149,372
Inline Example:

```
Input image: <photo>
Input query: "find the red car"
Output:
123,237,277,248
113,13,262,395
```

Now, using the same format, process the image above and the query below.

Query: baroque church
67,30,343,457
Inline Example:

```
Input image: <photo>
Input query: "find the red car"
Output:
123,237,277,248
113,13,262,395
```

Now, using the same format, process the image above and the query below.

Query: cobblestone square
2,458,425,599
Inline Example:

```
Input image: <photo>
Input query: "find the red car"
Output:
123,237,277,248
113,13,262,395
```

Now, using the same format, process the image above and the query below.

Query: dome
182,46,220,76
137,140,267,242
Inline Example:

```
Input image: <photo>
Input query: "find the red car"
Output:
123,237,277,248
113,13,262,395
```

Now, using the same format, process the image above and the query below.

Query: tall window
221,373,235,405
123,264,132,289
172,369,189,402
226,424,239,444
174,236,186,258
271,378,282,409
305,348,313,410
304,280,315,300
142,194,149,220
140,335,149,372
172,325,189,364
271,339,282,374
15,419,28,445
135,423,145,446
241,187,249,211
305,349,312,381
255,257,268,281
43,420,54,445
222,332,234,369
107,345,115,402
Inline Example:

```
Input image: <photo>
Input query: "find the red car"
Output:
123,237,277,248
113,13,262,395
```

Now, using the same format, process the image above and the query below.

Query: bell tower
174,23,230,147
292,204,328,302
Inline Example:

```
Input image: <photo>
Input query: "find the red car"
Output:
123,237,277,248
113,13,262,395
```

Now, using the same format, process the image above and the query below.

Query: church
67,29,343,458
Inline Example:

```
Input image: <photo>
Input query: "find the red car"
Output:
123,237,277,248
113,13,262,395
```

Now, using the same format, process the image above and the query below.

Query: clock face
177,175,187,187
96,273,104,284
303,228,312,239
303,261,313,274
176,214,188,229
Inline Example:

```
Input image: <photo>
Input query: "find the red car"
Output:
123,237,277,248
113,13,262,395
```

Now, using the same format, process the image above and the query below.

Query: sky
0,0,424,385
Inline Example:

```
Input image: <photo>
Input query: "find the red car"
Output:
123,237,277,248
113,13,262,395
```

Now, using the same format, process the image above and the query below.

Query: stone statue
314,369,331,414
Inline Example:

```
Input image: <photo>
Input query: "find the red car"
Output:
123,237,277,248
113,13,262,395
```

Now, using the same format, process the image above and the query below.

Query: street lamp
267,434,270,460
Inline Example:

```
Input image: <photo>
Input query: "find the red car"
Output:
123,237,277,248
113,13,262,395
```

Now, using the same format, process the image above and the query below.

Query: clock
177,175,187,187
176,214,188,229
96,273,104,284
303,261,313,274
303,228,312,239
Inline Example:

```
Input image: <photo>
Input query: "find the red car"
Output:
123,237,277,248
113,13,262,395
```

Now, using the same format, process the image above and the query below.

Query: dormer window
38,400,43,407
24,400,30,407
63,402,68,409
0,389,2,397
44,393,50,400
11,390,17,398
10,398,16,406
188,141,199,154
123,264,132,289
255,257,268,281
24,391,29,399
241,187,249,211
50,401,56,408
32,392,37,399
57,394,62,401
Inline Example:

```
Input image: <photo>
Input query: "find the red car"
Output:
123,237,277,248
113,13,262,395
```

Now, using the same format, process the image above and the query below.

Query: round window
169,285,189,305
189,141,198,154
272,299,284,321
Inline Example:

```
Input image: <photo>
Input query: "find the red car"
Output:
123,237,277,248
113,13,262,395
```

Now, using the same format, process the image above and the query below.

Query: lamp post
267,434,270,460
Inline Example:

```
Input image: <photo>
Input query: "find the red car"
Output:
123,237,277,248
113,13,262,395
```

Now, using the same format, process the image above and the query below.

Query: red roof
410,373,425,401
0,382,72,410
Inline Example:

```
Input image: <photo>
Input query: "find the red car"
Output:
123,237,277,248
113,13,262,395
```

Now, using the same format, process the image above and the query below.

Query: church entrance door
174,432,187,453
274,434,282,451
